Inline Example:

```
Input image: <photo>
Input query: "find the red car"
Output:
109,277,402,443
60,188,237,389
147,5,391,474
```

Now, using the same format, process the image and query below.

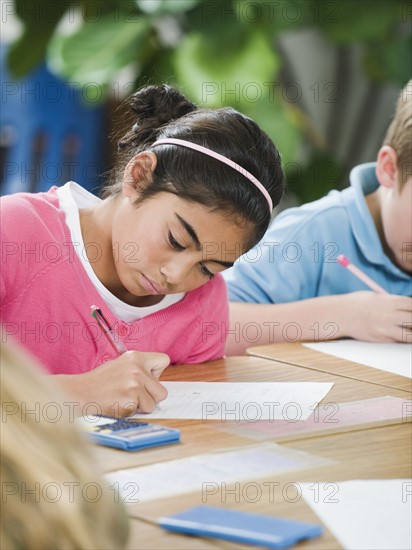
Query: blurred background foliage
6,0,411,204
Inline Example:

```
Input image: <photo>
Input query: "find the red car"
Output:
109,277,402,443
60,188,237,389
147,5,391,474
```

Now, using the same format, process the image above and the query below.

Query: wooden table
247,342,412,393
94,356,411,550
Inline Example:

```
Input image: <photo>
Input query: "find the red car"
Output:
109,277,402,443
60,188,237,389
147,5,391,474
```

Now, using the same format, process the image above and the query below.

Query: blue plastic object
159,505,323,548
0,43,106,195
81,416,181,451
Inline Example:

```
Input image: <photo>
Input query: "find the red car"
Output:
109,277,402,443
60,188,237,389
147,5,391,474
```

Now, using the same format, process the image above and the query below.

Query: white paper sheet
304,341,412,379
106,443,332,503
301,479,412,550
132,381,333,421
211,396,411,441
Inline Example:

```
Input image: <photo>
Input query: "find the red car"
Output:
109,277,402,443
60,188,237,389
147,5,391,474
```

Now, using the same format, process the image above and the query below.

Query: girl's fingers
135,375,168,414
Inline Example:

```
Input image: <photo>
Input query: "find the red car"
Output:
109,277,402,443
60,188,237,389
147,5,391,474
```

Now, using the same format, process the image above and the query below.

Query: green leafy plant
7,0,411,201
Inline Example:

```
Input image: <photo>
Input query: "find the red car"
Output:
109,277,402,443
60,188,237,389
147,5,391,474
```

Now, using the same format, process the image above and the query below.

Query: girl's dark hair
104,84,285,250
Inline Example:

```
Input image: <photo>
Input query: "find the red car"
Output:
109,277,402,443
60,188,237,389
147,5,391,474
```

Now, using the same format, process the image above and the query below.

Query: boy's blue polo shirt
223,163,412,302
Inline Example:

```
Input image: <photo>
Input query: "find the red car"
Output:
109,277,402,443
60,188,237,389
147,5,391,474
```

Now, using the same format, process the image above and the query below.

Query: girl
1,85,284,415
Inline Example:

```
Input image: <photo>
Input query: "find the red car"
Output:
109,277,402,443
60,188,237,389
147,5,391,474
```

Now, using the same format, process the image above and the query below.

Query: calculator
79,415,181,451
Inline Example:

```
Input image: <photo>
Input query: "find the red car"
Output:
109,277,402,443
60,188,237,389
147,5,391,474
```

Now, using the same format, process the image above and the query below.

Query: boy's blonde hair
0,335,129,550
383,80,412,186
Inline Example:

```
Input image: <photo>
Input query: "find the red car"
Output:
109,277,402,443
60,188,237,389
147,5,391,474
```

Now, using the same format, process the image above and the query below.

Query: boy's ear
375,145,399,189
122,152,157,198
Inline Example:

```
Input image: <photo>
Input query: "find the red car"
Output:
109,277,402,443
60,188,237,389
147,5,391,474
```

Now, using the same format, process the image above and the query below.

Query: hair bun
118,84,197,150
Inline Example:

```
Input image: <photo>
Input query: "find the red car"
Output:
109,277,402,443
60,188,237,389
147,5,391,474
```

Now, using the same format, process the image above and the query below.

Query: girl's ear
376,145,399,190
122,152,158,198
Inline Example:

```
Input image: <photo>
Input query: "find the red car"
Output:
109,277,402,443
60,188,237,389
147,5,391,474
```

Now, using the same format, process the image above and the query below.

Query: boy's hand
345,292,412,343
56,351,170,417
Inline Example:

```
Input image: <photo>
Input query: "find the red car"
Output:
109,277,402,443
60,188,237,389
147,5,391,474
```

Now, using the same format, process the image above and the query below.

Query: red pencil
337,255,388,294
91,305,128,355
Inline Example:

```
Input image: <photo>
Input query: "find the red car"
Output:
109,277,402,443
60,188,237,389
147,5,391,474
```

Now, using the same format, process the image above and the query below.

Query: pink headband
151,137,273,212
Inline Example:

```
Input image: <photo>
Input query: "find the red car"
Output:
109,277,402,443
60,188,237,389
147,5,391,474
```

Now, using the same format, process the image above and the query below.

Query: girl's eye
168,231,185,251
168,231,214,280
200,264,215,280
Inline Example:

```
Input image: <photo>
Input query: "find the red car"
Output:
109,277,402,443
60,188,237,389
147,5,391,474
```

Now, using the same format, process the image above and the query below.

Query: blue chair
0,43,106,196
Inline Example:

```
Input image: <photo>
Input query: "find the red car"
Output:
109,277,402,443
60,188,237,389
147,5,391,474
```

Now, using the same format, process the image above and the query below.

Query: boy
223,81,412,355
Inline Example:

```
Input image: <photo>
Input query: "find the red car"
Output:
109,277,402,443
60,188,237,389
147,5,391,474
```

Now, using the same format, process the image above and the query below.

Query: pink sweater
0,189,228,374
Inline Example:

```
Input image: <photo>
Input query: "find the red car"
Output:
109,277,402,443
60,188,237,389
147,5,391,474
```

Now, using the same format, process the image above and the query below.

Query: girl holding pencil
0,84,285,415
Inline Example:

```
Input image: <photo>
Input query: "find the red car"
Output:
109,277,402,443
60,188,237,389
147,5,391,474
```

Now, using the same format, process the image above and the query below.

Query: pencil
91,305,162,410
91,305,128,355
337,255,388,294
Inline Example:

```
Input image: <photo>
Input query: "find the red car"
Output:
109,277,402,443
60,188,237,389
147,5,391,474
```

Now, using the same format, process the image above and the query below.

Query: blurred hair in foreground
0,328,129,550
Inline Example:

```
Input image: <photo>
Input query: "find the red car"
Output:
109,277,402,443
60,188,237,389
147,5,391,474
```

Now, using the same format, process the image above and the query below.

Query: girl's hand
56,351,170,417
344,292,412,343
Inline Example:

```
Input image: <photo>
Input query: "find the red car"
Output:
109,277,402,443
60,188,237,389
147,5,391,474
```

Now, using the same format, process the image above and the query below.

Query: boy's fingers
395,296,412,310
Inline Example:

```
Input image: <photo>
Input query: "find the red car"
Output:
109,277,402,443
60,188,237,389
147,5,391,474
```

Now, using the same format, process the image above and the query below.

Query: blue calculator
79,415,181,451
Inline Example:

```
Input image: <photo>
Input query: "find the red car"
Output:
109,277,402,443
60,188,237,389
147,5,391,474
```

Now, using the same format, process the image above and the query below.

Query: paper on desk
304,341,412,379
106,443,333,503
211,396,411,441
132,381,333,421
301,479,412,550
